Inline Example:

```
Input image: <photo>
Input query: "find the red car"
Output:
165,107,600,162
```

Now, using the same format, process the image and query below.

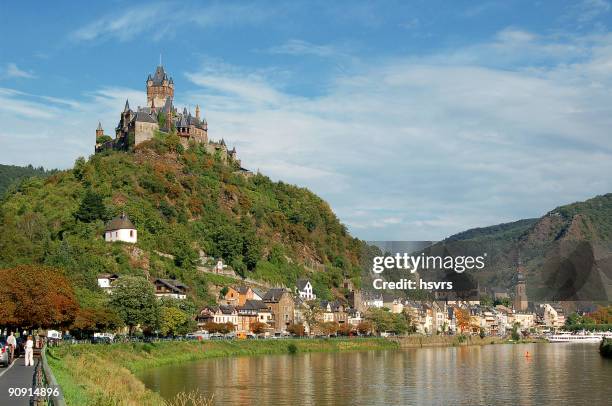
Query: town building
97,273,119,292
104,213,137,243
362,292,384,309
153,278,188,299
538,303,565,329
236,300,273,333
262,288,294,332
295,279,316,300
223,286,241,306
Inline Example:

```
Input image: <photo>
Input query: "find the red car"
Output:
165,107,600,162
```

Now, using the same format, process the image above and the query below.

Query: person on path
6,332,16,360
24,335,34,367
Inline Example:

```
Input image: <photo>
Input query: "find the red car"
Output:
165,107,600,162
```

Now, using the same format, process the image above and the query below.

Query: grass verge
47,338,397,405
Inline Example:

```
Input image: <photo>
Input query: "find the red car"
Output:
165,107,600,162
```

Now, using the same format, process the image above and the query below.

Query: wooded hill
0,163,55,197
444,193,612,301
0,134,363,308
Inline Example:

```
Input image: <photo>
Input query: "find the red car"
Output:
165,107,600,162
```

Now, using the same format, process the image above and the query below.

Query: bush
600,338,612,359
287,343,297,354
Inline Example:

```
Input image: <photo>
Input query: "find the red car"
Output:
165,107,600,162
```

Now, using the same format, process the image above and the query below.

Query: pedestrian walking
24,335,34,366
6,332,16,361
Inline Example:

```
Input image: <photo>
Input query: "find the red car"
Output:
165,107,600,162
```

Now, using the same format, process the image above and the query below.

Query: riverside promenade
0,355,35,405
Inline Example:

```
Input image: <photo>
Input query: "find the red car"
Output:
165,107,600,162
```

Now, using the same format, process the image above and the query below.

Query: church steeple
96,122,104,138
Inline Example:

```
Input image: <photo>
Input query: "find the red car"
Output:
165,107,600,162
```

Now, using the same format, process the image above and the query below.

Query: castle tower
513,262,528,312
146,65,174,108
96,122,104,138
195,104,200,121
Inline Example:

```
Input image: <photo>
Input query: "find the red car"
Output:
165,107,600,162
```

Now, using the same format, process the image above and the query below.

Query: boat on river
547,331,612,343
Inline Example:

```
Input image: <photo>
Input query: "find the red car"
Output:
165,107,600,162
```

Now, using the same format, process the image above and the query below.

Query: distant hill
0,164,55,197
444,193,612,301
0,137,362,307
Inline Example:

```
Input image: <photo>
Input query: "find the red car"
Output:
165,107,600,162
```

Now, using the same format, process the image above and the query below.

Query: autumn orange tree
0,265,78,329
287,323,306,336
250,321,267,334
72,307,122,335
454,308,472,334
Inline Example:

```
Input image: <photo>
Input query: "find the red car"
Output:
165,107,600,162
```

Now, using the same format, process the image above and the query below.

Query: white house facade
104,213,137,243
296,279,316,300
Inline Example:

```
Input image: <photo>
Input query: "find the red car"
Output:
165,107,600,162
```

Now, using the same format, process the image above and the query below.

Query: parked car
91,336,112,344
0,338,11,367
185,332,210,341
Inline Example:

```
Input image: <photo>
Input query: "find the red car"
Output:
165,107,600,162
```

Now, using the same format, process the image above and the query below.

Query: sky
1,0,612,241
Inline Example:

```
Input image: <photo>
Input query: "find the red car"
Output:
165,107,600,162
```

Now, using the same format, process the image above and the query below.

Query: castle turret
96,122,104,138
195,104,201,121
147,65,174,108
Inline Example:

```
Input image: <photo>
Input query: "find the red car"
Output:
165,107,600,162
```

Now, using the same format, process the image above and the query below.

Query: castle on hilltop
95,64,239,165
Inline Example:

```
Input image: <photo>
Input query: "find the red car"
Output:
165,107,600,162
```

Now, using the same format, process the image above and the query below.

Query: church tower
96,122,104,138
513,261,528,312
146,65,174,108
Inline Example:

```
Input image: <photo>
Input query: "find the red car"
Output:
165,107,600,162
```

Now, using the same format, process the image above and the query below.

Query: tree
287,323,306,337
159,306,190,337
454,308,472,334
250,321,267,334
74,190,107,223
356,321,372,335
110,276,159,336
319,322,339,336
511,322,521,341
337,323,353,336
0,265,78,329
302,301,322,334
203,321,220,334
72,307,122,336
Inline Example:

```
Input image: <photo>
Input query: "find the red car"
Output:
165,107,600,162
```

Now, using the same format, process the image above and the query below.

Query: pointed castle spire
124,99,130,112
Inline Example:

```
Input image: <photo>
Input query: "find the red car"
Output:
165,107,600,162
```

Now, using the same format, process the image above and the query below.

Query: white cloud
71,2,275,42
575,0,611,23
179,30,612,240
267,39,337,57
5,27,612,241
2,63,36,79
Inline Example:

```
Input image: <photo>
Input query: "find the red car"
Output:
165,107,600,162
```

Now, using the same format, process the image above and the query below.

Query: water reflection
139,344,612,405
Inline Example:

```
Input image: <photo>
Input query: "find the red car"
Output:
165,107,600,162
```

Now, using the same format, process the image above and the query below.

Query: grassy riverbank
390,335,547,349
47,338,397,406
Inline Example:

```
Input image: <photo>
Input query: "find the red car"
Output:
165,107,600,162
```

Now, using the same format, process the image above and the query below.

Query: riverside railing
31,345,66,406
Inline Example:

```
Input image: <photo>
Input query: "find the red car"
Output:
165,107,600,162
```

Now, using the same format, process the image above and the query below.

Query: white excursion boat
547,331,612,343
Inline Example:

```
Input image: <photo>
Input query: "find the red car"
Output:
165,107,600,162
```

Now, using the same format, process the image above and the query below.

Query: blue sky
2,1,612,241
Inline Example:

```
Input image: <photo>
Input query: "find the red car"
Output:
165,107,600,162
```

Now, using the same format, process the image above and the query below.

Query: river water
139,343,612,405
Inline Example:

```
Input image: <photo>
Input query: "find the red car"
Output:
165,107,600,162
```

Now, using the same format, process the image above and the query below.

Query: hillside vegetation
0,135,362,308
0,163,55,197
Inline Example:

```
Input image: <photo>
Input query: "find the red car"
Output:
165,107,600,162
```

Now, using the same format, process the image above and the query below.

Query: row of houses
97,272,567,336
197,280,364,334
373,298,565,336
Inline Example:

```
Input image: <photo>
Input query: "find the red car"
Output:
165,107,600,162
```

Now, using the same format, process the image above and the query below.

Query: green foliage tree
74,190,107,223
110,276,159,336
366,308,409,335
159,306,190,337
